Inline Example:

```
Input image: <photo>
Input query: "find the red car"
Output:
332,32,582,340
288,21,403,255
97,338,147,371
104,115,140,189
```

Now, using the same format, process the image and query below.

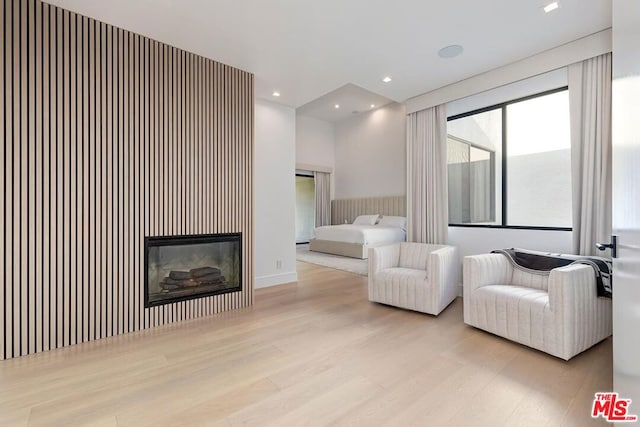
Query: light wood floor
0,261,612,426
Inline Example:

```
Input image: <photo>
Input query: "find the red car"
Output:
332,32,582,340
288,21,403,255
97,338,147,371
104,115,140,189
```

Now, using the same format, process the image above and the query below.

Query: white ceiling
296,84,394,122
45,0,611,111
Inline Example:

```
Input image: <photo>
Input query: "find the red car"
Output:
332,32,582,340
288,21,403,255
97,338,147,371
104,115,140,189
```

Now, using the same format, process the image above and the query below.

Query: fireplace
144,233,242,307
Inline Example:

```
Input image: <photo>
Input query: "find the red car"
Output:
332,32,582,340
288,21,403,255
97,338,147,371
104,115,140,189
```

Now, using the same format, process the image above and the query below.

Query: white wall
448,227,573,294
295,114,336,197
254,99,297,288
406,29,611,114
446,68,568,117
334,102,406,199
448,227,573,260
296,115,335,170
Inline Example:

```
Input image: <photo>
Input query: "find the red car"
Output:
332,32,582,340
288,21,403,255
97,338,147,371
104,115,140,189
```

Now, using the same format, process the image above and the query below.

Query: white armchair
463,253,612,360
368,242,459,316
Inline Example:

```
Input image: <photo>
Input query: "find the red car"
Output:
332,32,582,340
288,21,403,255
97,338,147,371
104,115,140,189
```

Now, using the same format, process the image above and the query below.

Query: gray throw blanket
491,248,612,298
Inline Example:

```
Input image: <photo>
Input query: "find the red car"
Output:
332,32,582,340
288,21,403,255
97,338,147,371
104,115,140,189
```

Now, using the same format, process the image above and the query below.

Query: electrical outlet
276,260,282,269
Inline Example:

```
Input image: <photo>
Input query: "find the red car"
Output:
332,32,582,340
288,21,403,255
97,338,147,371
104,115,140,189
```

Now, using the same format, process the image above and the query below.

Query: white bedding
312,224,406,245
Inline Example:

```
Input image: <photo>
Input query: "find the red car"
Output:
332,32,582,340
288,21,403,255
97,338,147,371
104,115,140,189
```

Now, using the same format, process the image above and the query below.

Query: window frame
447,135,497,224
446,86,572,232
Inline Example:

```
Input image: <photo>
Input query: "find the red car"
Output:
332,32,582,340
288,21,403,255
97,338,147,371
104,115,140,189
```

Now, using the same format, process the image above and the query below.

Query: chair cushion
468,285,553,351
511,268,549,291
398,243,430,270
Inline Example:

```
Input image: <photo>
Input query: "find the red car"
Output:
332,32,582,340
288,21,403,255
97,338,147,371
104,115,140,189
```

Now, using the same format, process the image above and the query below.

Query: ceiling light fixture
272,91,280,97
438,45,464,59
382,76,392,83
543,2,559,13
334,104,340,109
370,104,376,108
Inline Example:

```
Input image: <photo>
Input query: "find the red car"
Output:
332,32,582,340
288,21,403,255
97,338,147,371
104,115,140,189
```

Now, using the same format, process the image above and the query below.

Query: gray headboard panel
331,196,406,225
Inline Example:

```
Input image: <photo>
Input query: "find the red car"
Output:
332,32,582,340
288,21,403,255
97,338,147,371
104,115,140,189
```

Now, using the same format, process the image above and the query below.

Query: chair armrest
548,264,600,310
427,246,458,285
548,263,612,360
368,243,400,276
427,245,459,311
463,254,513,294
463,254,512,324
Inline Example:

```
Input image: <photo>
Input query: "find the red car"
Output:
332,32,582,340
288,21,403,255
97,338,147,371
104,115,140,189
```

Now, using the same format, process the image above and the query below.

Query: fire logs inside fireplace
160,267,227,291
145,233,242,307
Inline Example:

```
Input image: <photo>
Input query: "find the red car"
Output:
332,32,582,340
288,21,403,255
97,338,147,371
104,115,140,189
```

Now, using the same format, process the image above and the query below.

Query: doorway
295,173,315,244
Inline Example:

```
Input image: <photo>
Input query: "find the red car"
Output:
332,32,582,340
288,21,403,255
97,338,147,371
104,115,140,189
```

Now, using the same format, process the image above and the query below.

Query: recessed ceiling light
543,1,559,13
382,76,392,83
272,91,280,97
438,45,464,59
334,104,340,109
370,104,376,108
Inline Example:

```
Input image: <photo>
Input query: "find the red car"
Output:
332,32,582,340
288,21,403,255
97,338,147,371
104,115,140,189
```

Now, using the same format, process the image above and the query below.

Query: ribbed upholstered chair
368,243,459,316
463,253,612,360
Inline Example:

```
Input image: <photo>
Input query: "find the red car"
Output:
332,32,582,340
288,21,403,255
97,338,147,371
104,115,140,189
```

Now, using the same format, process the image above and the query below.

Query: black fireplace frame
144,232,242,308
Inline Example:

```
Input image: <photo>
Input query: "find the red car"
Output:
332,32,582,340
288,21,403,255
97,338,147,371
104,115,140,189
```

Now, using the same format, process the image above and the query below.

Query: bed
309,214,406,259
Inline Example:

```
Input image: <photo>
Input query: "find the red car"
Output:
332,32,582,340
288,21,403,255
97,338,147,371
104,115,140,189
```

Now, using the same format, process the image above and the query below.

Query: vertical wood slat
55,5,62,351
71,8,78,348
6,0,14,359
1,0,254,360
14,0,21,356
128,31,134,333
117,26,123,337
41,0,49,353
81,15,88,344
87,15,94,343
33,0,42,355
143,35,149,331
99,20,106,341
61,7,68,349
28,0,36,353
20,0,28,357
105,20,112,338
0,0,6,360
9,0,16,359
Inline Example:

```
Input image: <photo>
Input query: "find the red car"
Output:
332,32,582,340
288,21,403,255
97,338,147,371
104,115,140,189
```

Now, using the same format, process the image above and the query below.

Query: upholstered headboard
331,196,406,225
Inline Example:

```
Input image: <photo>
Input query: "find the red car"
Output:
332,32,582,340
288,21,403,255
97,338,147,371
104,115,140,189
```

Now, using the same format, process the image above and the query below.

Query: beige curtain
406,105,448,244
314,171,331,227
568,53,612,256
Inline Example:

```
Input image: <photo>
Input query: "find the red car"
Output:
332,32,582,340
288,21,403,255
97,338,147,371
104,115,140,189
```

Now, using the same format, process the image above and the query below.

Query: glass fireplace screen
144,233,242,307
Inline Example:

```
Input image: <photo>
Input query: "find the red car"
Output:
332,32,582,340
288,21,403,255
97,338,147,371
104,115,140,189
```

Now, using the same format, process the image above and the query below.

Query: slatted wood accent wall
0,0,254,360
331,196,406,225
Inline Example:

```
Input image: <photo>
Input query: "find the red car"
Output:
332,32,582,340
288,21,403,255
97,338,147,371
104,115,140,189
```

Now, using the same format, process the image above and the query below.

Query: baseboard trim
255,272,298,289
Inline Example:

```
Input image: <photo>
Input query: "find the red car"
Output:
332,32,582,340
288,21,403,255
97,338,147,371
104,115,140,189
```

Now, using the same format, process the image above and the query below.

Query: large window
447,88,572,229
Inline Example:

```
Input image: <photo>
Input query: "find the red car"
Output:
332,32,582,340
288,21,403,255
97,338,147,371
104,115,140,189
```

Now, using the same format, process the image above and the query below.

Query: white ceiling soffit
296,84,394,123
45,0,611,108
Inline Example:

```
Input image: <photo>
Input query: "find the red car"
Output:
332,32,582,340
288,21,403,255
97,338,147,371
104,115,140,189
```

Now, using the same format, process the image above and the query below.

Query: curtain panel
569,53,612,256
406,105,448,244
314,171,331,227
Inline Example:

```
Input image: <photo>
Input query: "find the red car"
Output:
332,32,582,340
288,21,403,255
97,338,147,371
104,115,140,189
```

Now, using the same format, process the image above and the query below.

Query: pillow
353,214,380,226
378,215,407,230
